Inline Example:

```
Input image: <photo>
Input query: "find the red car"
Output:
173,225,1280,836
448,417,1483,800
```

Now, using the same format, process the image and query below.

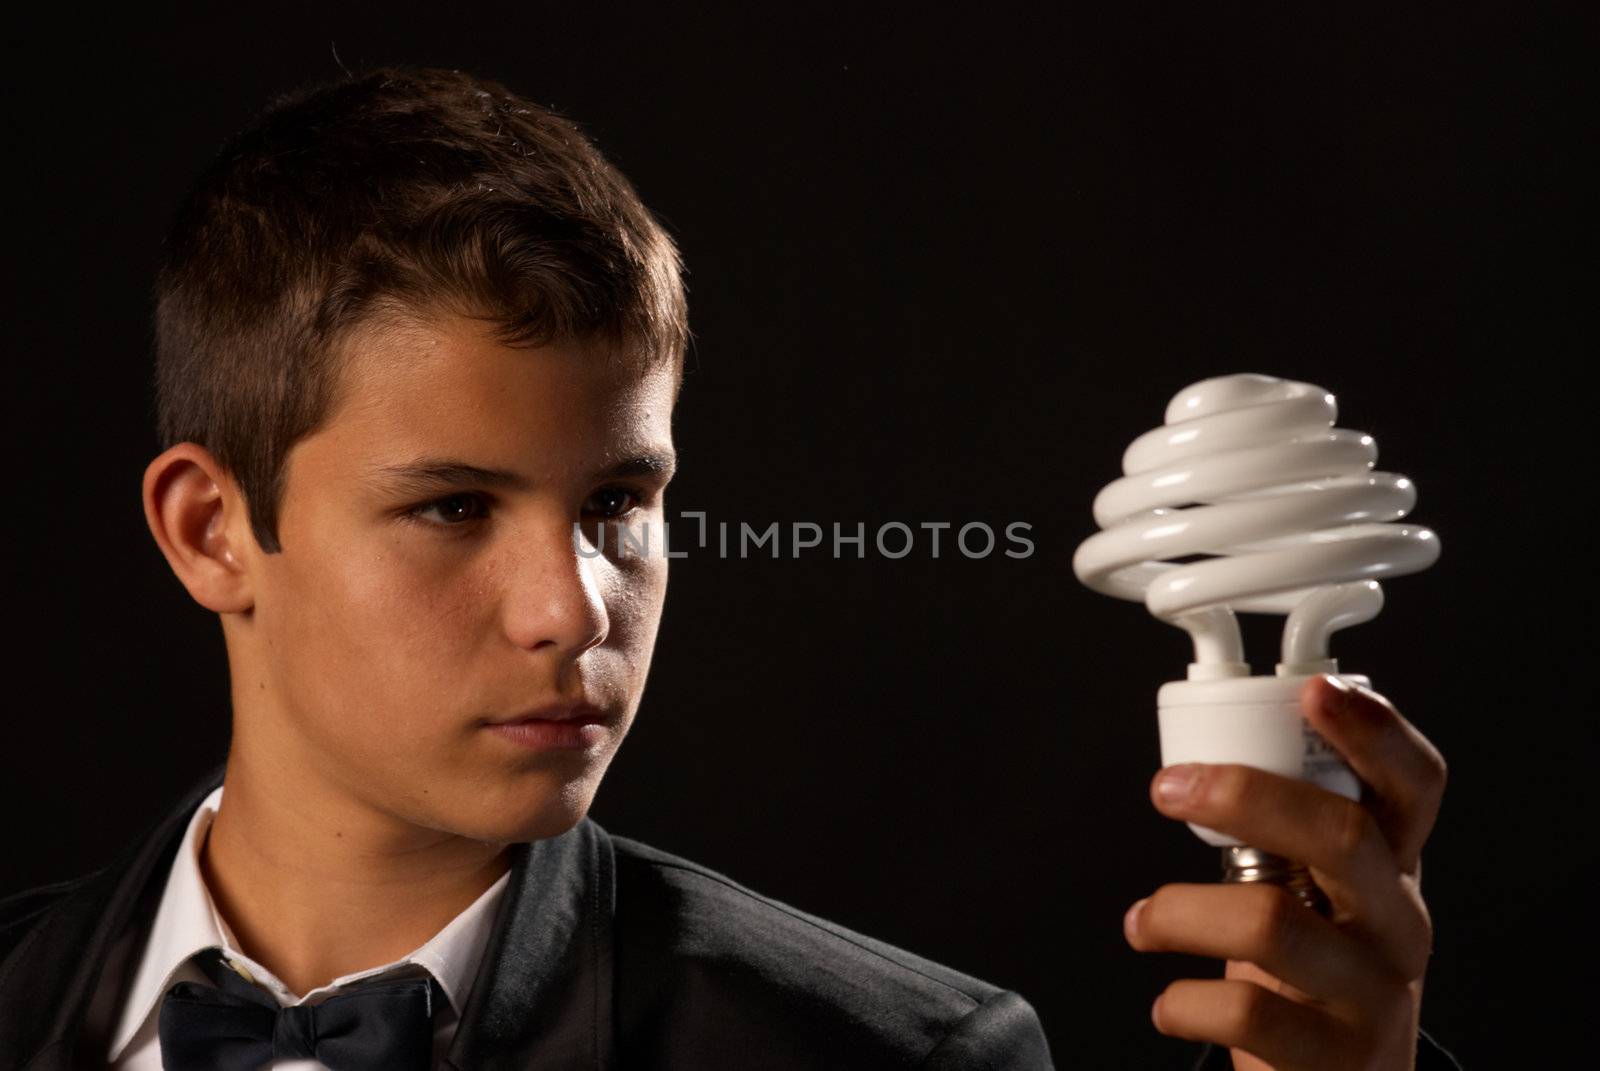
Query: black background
4,4,1589,1066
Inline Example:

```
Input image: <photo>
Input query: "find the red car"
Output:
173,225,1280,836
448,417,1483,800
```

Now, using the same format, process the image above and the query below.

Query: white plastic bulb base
1157,669,1365,848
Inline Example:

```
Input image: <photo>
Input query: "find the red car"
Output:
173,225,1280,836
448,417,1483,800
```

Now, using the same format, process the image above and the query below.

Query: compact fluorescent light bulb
1073,373,1440,903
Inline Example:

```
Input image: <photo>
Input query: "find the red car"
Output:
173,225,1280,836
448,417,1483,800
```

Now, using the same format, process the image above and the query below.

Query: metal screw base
1221,846,1331,916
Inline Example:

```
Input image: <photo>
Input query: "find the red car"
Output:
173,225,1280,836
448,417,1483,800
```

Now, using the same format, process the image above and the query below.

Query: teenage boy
0,66,1457,1071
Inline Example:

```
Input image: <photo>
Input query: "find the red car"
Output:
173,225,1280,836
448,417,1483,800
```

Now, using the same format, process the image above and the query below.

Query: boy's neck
199,753,511,998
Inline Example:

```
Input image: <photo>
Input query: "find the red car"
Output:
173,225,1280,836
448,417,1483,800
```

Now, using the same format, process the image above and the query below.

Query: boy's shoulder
604,832,1052,1070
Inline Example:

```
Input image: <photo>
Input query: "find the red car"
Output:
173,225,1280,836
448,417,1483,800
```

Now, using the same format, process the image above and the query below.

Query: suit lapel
444,815,617,1069
1,761,226,1070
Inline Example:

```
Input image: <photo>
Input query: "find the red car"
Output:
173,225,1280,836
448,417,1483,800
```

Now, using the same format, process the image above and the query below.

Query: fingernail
1151,993,1163,1030
1323,674,1356,715
1156,764,1199,804
1123,898,1147,943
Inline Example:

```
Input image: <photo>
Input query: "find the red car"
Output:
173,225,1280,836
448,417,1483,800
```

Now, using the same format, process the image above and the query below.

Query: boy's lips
481,702,613,752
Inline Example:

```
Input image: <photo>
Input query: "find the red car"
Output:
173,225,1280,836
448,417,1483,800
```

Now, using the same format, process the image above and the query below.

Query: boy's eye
584,487,641,519
408,493,489,526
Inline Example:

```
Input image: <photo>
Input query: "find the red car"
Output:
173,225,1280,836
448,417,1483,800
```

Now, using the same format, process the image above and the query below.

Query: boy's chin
427,780,602,846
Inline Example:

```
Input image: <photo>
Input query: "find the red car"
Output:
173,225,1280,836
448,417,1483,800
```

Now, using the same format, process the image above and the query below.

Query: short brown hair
153,66,690,553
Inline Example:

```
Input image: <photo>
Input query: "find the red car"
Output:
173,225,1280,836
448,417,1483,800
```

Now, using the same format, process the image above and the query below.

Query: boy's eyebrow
604,451,678,481
367,451,677,495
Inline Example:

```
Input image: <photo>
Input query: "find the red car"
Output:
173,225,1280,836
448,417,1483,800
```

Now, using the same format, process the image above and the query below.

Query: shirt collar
107,783,510,1062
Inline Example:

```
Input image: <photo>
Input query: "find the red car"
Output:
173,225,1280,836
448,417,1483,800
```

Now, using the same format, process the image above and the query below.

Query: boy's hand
1122,675,1447,1070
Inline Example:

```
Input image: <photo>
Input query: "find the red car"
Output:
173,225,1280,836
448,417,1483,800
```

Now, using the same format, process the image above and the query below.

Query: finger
1151,763,1434,980
1153,977,1358,1071
1225,960,1428,1071
1126,883,1405,1014
1302,675,1448,875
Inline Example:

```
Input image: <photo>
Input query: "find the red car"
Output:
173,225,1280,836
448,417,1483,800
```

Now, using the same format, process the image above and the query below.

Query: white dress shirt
100,784,510,1070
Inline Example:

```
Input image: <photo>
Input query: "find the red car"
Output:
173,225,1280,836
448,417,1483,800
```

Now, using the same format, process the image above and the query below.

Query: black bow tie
158,947,441,1071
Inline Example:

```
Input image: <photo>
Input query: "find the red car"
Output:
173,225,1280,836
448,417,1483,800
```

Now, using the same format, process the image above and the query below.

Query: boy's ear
142,443,256,614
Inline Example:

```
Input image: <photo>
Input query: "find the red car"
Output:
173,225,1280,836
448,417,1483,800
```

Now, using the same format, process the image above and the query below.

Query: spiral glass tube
1074,373,1438,677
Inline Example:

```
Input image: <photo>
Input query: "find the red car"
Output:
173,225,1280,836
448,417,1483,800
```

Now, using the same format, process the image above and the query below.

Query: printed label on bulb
1303,722,1338,759
1301,722,1361,801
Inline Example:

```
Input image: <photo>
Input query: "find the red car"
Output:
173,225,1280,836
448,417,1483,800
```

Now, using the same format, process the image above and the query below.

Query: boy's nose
500,523,609,658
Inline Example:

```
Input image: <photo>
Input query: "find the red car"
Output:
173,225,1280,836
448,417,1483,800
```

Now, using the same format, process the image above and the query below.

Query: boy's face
228,315,677,844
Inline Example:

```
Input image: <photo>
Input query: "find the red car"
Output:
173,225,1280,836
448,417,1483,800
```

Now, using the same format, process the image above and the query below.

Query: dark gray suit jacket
0,764,1055,1069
